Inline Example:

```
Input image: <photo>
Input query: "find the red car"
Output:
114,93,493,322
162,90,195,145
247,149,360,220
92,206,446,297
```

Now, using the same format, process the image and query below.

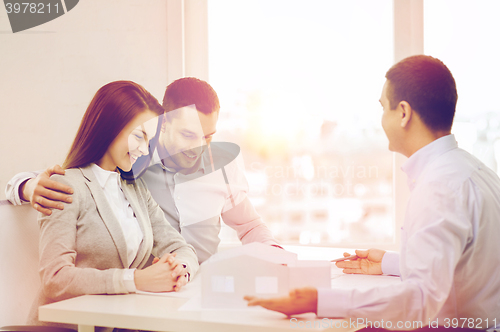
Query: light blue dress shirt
140,142,279,263
318,135,500,329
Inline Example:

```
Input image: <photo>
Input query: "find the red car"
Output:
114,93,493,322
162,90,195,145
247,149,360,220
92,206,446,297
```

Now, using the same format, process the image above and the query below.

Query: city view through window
208,0,500,247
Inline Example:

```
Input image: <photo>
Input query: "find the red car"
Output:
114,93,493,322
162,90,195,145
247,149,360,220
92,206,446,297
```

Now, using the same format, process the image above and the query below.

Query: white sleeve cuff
381,251,400,276
122,268,137,293
5,171,41,205
317,287,350,318
6,177,29,205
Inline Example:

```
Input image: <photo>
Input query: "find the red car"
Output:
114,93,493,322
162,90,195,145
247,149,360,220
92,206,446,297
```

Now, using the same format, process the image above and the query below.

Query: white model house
200,242,330,308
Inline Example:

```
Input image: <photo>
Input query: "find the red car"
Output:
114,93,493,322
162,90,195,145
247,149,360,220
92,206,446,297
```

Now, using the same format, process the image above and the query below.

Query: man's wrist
19,179,31,202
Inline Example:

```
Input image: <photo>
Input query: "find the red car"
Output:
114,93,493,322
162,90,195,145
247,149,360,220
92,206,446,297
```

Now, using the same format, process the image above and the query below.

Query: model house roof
203,242,297,266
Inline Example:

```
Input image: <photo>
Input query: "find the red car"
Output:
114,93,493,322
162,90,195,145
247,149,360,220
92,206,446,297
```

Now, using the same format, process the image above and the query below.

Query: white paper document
136,275,201,298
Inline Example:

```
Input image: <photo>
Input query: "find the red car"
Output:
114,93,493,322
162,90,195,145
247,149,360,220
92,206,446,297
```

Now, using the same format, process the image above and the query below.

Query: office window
424,0,500,173
208,0,395,247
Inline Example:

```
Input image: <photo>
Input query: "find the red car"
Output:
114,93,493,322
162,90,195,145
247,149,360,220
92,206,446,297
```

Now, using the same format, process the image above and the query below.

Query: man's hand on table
336,249,386,275
244,287,318,316
243,249,385,316
21,164,73,216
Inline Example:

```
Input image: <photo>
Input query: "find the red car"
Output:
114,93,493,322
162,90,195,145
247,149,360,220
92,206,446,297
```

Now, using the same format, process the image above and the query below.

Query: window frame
170,0,424,251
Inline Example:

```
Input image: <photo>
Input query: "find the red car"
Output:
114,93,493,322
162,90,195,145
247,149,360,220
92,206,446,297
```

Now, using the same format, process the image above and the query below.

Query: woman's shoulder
44,168,89,212
49,167,88,190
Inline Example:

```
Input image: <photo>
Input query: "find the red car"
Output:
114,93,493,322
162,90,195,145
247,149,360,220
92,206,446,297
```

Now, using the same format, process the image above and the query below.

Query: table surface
39,246,401,332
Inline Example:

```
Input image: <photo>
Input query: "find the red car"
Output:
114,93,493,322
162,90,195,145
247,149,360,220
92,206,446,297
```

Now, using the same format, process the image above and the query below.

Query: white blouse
90,163,143,268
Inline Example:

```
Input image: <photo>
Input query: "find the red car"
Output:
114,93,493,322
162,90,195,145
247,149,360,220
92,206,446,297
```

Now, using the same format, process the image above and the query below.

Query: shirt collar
90,163,120,189
401,134,458,190
152,147,207,174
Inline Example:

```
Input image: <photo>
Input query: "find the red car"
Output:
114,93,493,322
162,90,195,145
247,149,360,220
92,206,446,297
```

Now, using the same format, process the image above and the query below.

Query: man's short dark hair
162,77,220,118
385,55,458,132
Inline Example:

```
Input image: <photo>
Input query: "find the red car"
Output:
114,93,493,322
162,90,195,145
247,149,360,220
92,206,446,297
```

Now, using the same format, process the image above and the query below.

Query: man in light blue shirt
245,55,500,330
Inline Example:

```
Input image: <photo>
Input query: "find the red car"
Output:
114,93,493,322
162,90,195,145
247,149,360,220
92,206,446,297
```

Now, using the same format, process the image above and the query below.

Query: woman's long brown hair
63,81,164,178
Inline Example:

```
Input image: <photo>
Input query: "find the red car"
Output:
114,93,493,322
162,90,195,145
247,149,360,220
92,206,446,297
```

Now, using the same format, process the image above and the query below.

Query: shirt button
177,196,181,200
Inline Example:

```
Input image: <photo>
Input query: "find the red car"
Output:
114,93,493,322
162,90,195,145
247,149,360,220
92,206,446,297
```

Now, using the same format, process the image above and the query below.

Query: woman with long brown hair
27,81,198,330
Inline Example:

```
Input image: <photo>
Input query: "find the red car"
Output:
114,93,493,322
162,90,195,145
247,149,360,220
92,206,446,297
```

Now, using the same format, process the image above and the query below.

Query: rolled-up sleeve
5,171,41,205
221,155,279,246
222,195,279,246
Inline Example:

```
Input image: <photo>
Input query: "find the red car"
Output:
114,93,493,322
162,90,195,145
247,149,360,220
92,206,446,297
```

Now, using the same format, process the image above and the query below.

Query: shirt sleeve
222,195,279,246
5,171,41,205
122,268,137,293
317,180,473,325
220,154,279,246
381,251,400,276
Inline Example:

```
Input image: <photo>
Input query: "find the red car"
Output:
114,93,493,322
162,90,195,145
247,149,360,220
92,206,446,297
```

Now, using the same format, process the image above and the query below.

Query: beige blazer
28,166,199,329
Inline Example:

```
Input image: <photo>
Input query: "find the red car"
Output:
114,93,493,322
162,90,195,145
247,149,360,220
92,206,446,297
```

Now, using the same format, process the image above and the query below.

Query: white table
40,293,341,332
39,246,401,331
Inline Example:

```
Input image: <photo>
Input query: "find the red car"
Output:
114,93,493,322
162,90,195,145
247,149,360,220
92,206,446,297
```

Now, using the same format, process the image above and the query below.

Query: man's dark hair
162,77,220,118
385,55,458,132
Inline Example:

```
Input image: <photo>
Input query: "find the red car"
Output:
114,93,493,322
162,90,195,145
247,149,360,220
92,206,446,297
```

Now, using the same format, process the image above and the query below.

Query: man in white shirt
244,55,500,330
6,77,279,263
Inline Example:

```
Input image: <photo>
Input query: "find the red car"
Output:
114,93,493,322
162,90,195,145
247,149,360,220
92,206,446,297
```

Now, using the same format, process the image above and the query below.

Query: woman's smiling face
98,110,159,172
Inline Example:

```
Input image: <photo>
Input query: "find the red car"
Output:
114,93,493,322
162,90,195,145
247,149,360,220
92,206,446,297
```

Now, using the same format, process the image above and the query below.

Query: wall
0,0,170,199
